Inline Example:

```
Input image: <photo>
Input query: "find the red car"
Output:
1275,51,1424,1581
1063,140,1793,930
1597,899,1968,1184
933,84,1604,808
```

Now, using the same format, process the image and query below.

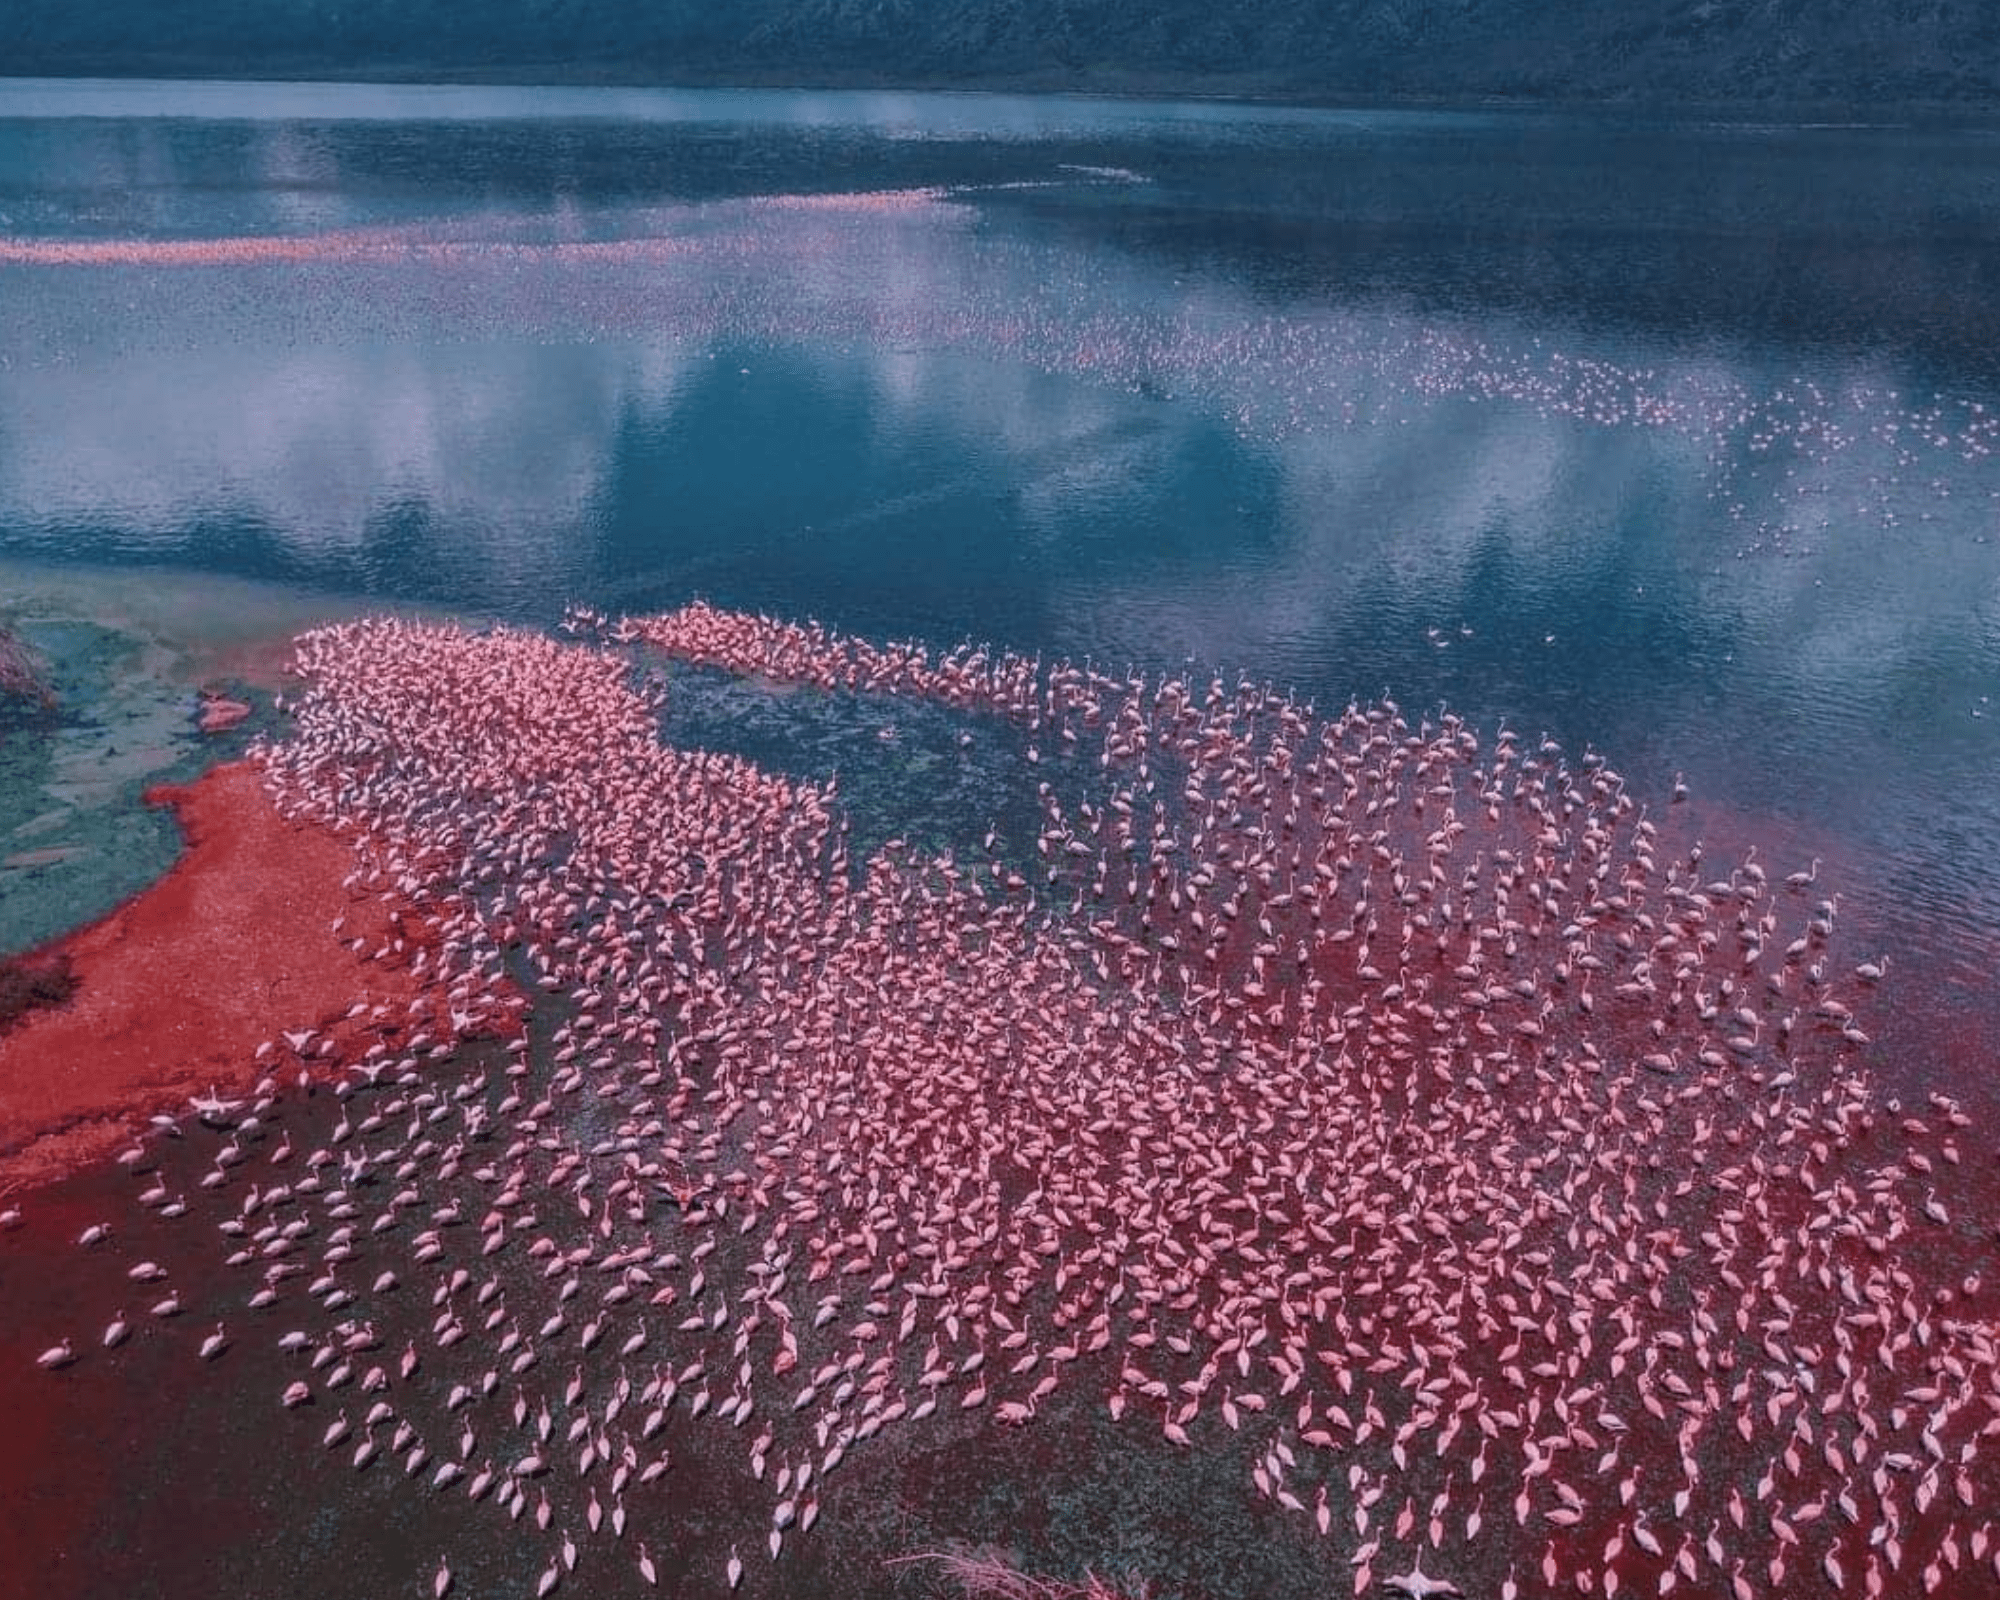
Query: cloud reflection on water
0,331,684,557
1,174,1995,651
2,148,1999,977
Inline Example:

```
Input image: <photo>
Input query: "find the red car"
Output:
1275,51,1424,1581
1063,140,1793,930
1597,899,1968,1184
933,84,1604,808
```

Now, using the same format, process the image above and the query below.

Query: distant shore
0,66,1986,129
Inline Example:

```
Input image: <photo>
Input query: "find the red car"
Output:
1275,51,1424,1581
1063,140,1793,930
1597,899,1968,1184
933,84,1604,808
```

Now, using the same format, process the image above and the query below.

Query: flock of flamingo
14,177,1998,581
26,599,2000,1598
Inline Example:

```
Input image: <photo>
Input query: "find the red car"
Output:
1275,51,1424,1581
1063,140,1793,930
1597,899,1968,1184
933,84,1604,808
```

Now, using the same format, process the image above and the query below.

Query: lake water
4,79,2000,1600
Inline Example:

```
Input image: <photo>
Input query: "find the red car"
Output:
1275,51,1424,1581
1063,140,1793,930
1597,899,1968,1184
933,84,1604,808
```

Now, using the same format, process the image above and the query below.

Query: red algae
0,761,440,1193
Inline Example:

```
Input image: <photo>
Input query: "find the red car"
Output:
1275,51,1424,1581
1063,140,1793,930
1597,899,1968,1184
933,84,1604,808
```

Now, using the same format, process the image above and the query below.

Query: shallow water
4,79,2000,1600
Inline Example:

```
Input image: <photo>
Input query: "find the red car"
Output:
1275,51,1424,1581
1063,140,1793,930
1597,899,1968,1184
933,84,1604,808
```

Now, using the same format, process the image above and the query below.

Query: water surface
4,79,2000,1600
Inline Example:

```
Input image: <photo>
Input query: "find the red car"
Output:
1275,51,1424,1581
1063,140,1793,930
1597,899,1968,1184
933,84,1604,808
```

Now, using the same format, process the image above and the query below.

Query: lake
2,78,1999,1600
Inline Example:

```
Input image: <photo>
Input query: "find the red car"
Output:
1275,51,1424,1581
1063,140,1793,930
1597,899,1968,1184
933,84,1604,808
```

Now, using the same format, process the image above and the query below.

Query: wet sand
0,760,427,1194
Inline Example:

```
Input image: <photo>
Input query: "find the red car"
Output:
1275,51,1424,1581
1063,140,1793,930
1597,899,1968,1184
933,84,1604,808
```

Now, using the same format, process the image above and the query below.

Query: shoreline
0,759,438,1195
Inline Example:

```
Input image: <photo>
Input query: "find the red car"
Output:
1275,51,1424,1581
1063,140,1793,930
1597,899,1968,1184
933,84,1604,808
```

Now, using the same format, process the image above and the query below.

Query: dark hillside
3,0,2000,112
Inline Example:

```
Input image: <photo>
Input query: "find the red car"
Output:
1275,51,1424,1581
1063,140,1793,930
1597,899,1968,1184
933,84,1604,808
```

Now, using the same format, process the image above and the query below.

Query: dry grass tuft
0,951,79,1035
887,1547,1156,1600
0,624,55,710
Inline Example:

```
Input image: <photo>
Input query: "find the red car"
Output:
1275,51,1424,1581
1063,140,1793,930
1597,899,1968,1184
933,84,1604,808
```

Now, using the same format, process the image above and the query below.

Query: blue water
5,82,2000,996
4,78,2000,1600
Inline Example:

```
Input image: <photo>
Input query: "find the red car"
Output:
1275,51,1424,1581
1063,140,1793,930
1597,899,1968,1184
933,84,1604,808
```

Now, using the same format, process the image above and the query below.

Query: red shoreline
0,759,433,1195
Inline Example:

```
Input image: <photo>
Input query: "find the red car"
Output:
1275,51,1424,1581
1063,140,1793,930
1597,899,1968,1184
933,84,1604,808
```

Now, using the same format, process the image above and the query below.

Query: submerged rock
196,694,252,734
